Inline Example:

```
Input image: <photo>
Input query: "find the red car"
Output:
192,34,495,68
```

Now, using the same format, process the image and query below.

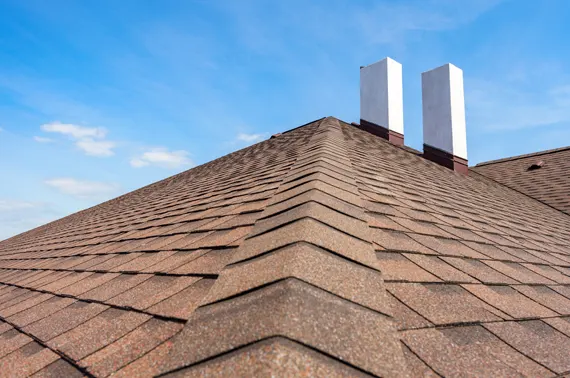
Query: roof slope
473,146,570,214
0,117,570,377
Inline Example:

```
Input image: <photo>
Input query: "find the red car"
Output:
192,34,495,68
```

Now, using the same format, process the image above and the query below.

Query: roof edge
474,145,570,167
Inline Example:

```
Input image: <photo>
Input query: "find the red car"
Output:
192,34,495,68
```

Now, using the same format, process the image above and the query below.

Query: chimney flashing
360,57,404,146
359,119,404,145
423,144,469,174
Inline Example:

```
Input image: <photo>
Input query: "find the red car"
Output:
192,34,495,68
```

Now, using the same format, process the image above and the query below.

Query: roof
473,146,570,215
0,116,570,377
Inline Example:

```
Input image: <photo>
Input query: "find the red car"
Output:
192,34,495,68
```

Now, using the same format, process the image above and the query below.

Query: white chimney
421,63,468,174
360,57,404,145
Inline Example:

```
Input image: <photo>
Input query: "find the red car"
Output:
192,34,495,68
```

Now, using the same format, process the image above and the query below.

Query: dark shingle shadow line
0,314,95,378
155,335,376,377
0,279,190,324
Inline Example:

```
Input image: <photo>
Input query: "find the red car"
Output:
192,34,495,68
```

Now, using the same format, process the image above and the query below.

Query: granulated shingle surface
473,147,570,214
0,117,569,376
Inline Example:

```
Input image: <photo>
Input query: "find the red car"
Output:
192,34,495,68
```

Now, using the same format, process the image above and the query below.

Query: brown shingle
482,260,555,284
203,243,392,316
148,278,215,319
232,217,379,269
169,249,234,275
81,319,183,377
1,117,569,376
30,359,84,378
543,317,570,337
106,275,199,310
0,329,32,358
48,308,150,360
401,344,439,377
23,301,108,341
0,289,39,312
402,326,552,377
112,251,176,272
124,278,409,377
409,234,487,258
79,273,152,302
387,283,503,325
441,257,518,284
8,296,75,327
462,284,555,319
141,250,209,273
404,253,477,283
513,285,570,315
164,337,371,378
0,341,59,377
371,229,435,254
484,320,570,374
0,292,53,318
57,272,120,296
474,146,570,214
376,252,440,282
388,292,432,330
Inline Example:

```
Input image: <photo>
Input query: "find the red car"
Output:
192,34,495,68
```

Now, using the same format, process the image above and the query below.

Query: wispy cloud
467,79,570,132
44,178,120,200
0,200,61,241
352,0,504,45
75,138,115,157
130,148,193,169
236,132,265,143
39,121,116,157
33,136,54,143
41,122,106,139
0,200,38,212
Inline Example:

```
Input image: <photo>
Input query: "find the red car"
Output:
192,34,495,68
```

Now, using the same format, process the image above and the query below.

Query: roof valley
114,117,410,377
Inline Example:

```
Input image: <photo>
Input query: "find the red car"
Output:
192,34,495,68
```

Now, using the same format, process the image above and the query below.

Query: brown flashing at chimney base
358,119,404,146
423,144,468,175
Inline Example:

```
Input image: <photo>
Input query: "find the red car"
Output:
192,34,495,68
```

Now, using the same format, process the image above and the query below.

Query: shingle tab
474,147,570,214
484,320,570,374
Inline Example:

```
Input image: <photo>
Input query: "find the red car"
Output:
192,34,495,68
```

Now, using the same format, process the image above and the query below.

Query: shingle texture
473,146,570,214
0,117,570,377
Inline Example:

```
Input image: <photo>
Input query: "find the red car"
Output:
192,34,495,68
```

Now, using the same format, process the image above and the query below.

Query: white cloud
44,178,120,200
130,147,193,169
41,122,107,139
33,136,55,143
352,0,503,45
0,200,61,241
236,133,264,143
75,138,116,157
0,200,37,212
39,121,115,157
467,79,570,132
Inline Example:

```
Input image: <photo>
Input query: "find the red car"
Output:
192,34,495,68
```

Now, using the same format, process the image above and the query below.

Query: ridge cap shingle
128,117,410,377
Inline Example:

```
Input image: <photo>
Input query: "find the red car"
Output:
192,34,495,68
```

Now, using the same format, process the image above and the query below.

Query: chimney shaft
421,63,468,174
360,57,404,145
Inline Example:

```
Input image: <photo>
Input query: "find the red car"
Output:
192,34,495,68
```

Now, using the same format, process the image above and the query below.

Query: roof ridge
116,117,410,377
0,118,328,247
474,145,570,167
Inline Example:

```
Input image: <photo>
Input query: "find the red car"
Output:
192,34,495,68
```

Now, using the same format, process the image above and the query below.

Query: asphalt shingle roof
0,117,569,377
473,146,570,215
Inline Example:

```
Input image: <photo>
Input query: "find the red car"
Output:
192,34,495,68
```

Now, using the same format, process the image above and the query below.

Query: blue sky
1,0,569,240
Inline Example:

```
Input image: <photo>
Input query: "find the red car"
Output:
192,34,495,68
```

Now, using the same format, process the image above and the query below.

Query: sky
1,0,570,240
